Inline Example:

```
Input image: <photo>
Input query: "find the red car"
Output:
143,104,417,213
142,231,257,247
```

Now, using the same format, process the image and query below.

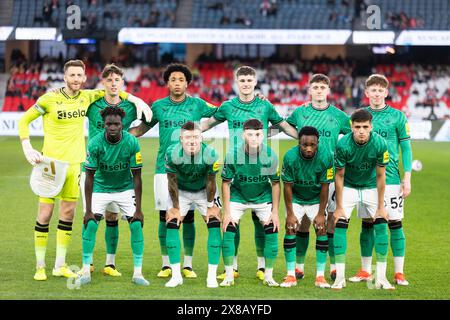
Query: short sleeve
267,103,284,126
221,157,235,181
335,144,347,169
200,99,218,118
130,138,143,169
339,113,351,134
286,108,299,129
281,154,294,183
320,154,335,184
84,142,98,170
213,102,228,122
377,138,389,167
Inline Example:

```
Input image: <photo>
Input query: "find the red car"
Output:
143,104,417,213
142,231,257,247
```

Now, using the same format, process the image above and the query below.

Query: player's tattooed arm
201,117,222,132
167,173,179,209
84,169,96,226
167,173,181,226
375,166,388,220
128,121,152,137
206,174,220,223
131,168,143,224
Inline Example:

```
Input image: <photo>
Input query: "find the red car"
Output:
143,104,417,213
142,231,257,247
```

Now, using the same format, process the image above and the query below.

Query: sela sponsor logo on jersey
237,174,268,183
232,120,245,129
57,109,86,119
294,179,315,186
375,129,388,138
163,119,186,128
318,129,331,137
99,161,130,171
348,162,374,171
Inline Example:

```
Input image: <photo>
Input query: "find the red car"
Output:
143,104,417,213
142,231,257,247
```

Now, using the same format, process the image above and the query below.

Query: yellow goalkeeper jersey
19,88,114,164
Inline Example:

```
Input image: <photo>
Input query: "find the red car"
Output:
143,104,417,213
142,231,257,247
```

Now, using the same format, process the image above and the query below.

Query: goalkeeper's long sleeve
18,107,41,140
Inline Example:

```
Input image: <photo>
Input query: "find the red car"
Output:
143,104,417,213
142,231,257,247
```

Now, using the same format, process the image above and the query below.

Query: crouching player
164,121,222,288
280,126,334,288
221,119,280,287
77,107,148,286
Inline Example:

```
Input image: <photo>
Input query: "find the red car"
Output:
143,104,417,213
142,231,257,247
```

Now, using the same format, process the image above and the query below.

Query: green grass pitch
0,136,449,300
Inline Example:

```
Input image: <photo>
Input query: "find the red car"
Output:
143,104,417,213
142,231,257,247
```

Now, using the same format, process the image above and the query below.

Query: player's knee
159,210,166,222
207,217,220,229
167,218,180,230
285,225,296,236
183,210,195,224
362,220,374,229
225,223,237,233
374,217,387,225
264,223,277,235
388,220,402,230
105,211,118,222
106,219,118,228
335,218,349,229
316,227,327,236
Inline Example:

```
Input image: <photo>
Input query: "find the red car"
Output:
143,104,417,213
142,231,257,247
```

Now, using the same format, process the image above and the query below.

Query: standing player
280,126,334,288
202,66,297,280
349,74,412,286
129,63,218,279
332,109,394,290
220,119,281,287
164,122,222,288
18,59,151,281
78,106,148,286
81,64,146,277
280,74,351,280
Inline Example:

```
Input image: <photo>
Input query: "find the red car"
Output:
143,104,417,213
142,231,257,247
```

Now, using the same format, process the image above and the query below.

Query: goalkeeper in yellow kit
18,59,152,281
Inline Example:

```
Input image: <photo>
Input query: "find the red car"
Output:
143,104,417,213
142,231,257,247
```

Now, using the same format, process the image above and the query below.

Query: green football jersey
282,145,334,205
213,96,284,147
82,98,138,173
86,97,137,140
365,105,410,185
335,132,389,189
145,96,217,174
85,131,142,193
221,144,280,204
165,142,219,192
286,103,351,154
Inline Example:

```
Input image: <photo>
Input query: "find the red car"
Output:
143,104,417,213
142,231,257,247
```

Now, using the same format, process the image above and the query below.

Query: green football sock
105,220,119,255
158,216,168,256
166,226,181,265
82,220,99,265
183,211,195,257
264,231,278,269
207,222,222,265
130,221,144,268
374,219,388,263
252,212,265,258
222,229,236,267
296,232,309,264
327,233,335,264
283,234,296,273
390,225,406,257
334,220,348,264
234,224,240,256
360,221,375,257
316,235,328,274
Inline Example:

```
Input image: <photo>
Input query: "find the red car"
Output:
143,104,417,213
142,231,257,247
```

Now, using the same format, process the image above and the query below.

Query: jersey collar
237,95,256,105
60,88,81,100
169,95,187,105
368,104,389,112
310,103,330,111
103,97,123,107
